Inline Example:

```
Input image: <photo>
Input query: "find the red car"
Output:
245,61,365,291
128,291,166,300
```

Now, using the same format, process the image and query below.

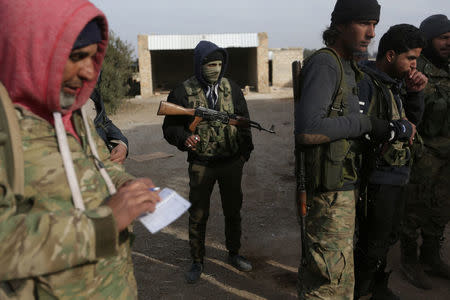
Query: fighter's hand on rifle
185,134,200,150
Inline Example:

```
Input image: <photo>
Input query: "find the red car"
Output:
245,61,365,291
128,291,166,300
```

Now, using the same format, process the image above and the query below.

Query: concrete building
269,48,303,88
137,32,269,97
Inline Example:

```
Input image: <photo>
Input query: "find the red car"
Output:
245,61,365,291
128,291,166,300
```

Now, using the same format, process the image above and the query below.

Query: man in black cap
162,40,253,284
294,0,386,298
400,14,450,289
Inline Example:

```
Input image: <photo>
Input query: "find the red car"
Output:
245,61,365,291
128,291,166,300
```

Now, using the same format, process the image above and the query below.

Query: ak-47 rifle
292,60,307,266
157,101,275,134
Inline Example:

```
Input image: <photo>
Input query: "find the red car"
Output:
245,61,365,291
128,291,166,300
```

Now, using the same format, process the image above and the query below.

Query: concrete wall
256,32,269,93
137,35,152,98
271,48,303,88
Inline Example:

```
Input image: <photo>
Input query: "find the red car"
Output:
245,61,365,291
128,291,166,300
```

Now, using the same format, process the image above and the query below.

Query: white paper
139,188,191,234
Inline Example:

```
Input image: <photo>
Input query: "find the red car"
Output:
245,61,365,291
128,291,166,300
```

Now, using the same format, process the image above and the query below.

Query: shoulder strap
363,70,394,120
312,48,345,117
0,81,24,196
220,77,231,91
183,76,202,96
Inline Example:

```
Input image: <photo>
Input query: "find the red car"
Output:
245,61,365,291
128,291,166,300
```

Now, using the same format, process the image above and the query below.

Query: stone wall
137,35,152,98
271,48,303,88
256,32,270,93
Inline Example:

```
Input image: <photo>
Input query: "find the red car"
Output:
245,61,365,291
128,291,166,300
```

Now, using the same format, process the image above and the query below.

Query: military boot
420,236,450,280
228,253,252,272
185,262,203,284
400,237,432,289
370,271,399,300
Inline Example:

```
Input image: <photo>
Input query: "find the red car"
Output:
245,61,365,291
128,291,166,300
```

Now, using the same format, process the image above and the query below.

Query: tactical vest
417,56,450,139
183,77,239,158
364,72,411,166
299,48,361,192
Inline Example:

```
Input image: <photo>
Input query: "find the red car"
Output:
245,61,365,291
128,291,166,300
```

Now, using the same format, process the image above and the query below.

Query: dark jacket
358,60,424,185
162,41,253,165
90,87,129,153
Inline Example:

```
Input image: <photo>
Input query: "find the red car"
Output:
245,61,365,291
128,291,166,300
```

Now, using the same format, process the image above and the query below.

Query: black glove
390,119,413,142
369,117,391,142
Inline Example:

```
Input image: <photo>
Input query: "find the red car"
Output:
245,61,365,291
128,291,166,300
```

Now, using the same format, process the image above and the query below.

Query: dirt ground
108,89,450,300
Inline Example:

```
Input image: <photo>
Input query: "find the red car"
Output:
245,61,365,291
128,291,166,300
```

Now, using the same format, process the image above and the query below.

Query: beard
353,50,369,62
59,91,76,109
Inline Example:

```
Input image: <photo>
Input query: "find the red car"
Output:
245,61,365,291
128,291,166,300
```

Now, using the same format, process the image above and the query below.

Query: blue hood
194,40,228,87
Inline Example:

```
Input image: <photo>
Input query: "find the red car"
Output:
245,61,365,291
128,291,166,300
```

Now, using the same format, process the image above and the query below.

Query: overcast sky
90,0,449,56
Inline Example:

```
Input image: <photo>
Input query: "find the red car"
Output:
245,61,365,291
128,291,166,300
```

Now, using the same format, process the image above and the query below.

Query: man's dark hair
377,24,426,60
322,24,342,47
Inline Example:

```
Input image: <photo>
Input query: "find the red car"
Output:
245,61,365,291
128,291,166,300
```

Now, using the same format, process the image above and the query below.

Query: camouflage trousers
401,149,450,242
298,190,356,300
188,158,244,262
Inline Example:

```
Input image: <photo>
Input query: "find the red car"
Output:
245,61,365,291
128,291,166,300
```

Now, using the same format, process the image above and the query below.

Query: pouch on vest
321,139,351,190
381,142,411,167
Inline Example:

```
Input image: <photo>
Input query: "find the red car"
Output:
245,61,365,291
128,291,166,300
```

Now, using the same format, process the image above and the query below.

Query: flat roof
147,33,259,50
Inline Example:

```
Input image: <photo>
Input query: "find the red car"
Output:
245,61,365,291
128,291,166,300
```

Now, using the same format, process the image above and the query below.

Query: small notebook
139,188,191,234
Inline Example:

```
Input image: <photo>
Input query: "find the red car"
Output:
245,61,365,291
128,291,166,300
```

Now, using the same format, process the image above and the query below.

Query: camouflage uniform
401,55,450,256
298,190,356,299
0,107,137,299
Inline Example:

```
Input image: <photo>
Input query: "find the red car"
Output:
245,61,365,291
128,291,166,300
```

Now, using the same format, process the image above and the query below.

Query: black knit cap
202,51,224,65
420,14,450,40
331,0,380,24
72,20,102,50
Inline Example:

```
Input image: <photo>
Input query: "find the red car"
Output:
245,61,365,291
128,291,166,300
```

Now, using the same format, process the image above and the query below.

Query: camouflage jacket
0,107,137,299
417,56,450,158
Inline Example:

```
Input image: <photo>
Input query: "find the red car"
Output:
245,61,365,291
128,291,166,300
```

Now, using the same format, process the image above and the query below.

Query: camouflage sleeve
0,182,118,280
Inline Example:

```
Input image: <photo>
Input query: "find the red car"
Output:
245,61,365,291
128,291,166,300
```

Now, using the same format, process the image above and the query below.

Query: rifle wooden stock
157,101,195,116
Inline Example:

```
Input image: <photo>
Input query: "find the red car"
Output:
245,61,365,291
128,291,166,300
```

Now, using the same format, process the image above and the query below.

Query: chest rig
365,73,410,167
300,48,362,192
183,77,239,158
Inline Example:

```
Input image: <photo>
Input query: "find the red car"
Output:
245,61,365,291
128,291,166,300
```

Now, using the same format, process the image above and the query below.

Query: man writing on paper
0,0,160,298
